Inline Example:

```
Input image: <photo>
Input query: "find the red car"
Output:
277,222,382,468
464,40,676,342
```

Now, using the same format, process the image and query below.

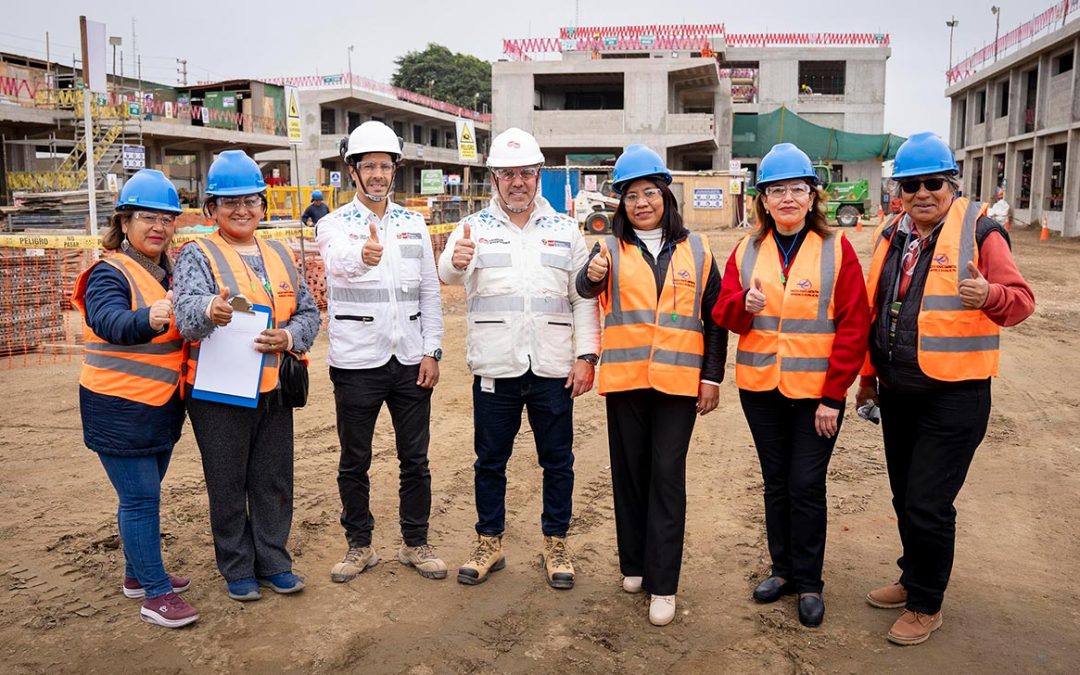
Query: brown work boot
457,535,505,585
887,609,943,646
330,546,378,583
398,543,448,580
866,581,908,609
542,535,575,590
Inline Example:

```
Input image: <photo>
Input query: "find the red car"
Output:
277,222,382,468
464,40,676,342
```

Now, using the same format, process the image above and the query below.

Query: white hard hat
487,127,545,168
345,121,402,161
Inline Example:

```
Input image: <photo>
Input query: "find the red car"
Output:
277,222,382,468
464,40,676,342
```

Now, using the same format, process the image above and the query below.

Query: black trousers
606,388,698,596
740,388,841,594
330,358,433,548
879,380,991,614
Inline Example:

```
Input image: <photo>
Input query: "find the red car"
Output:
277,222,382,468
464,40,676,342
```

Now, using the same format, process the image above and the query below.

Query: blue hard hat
206,150,267,196
311,190,323,200
611,144,672,195
116,169,182,213
756,143,819,189
891,132,958,179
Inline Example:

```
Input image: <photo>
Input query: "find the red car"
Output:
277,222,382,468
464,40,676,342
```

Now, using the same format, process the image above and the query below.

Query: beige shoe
887,609,943,645
330,546,378,583
649,594,676,626
866,581,908,609
622,576,644,593
542,536,575,590
398,544,448,580
457,534,505,585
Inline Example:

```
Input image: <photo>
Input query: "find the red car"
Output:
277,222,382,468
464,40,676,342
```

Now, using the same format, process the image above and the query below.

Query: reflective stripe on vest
598,233,710,397
864,198,1000,381
734,230,841,399
72,255,184,406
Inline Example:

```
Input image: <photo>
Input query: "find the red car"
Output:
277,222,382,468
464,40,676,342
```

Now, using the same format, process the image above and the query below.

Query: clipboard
191,302,272,408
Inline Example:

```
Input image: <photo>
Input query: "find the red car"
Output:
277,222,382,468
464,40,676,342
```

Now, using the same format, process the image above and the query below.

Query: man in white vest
438,128,600,590
316,121,446,583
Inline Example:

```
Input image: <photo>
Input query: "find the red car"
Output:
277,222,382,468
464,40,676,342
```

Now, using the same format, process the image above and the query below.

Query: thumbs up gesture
586,239,610,283
452,222,476,271
210,286,234,327
745,277,767,314
362,222,384,267
149,289,174,331
959,260,989,309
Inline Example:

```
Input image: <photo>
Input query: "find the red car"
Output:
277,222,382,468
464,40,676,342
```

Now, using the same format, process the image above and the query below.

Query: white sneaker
649,594,676,626
622,576,643,593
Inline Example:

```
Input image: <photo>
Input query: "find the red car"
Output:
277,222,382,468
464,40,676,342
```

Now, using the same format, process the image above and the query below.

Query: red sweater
712,234,869,405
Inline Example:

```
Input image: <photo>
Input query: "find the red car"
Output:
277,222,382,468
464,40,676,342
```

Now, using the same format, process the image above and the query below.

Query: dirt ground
1,224,1078,674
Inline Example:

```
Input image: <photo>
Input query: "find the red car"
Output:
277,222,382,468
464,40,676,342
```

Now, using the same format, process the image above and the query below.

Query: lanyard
772,229,804,285
636,236,678,322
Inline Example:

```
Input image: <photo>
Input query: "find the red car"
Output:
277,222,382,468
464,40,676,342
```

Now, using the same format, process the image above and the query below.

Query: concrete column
1072,36,1080,123
1031,135,1048,225
1064,128,1079,237
1036,53,1051,131
1008,68,1022,137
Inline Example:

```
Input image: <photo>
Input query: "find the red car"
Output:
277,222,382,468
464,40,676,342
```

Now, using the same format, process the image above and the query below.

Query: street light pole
347,45,354,96
946,17,958,71
991,6,1001,62
109,36,122,100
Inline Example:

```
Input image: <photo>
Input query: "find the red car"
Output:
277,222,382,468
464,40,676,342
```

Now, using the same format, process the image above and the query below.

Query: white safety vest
316,197,444,369
438,196,599,379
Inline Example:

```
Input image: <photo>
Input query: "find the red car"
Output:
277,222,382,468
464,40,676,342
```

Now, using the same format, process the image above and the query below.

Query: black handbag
278,351,309,408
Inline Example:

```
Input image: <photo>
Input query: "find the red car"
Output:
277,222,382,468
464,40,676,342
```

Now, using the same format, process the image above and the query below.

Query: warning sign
456,120,477,163
286,85,302,145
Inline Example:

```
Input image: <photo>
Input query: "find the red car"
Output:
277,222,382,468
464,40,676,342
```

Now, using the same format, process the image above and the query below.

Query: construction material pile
7,191,114,232
0,248,69,355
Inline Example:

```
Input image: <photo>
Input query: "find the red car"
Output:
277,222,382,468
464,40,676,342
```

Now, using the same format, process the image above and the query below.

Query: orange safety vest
72,254,184,406
184,232,307,393
598,233,712,397
865,197,999,381
733,229,844,399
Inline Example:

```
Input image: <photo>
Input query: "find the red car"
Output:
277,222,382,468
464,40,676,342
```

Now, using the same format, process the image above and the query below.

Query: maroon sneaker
123,574,191,599
140,592,199,628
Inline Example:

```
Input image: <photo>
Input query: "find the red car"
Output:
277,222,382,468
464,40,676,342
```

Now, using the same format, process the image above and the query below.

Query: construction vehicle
814,164,870,227
575,177,620,234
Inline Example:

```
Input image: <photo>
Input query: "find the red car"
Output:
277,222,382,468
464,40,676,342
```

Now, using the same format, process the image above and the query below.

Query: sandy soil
1,225,1078,674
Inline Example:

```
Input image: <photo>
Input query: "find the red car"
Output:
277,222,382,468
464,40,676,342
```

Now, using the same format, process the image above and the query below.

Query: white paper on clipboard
192,304,270,402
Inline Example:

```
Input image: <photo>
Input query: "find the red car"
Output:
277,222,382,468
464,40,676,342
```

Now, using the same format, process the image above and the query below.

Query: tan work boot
887,609,943,645
457,534,505,585
330,546,378,583
398,543,448,580
542,535,575,590
866,581,908,609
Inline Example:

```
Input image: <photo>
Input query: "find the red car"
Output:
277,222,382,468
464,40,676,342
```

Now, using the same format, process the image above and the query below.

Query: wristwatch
424,348,443,362
577,353,599,366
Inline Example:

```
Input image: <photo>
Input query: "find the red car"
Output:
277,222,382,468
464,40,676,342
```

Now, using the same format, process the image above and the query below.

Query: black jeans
472,371,574,537
606,389,698,596
879,380,991,614
740,388,841,594
330,358,433,548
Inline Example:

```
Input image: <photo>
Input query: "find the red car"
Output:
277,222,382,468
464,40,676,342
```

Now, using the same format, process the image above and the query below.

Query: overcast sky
2,0,1063,140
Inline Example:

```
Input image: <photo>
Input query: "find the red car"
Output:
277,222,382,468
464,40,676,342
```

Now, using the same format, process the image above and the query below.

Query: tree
391,43,491,111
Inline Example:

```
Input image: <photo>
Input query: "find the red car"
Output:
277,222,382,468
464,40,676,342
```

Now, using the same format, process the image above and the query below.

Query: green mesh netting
733,107,906,161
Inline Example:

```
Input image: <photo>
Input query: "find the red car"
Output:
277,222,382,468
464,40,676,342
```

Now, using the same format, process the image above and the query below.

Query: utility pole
109,36,121,100
347,45,354,96
992,6,1001,61
946,17,959,71
176,59,188,86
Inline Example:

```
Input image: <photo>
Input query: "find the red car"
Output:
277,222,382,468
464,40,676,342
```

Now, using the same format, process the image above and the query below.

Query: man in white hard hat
438,127,600,590
316,120,447,583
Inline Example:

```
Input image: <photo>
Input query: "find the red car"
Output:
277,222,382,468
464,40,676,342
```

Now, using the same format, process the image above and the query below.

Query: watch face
430,348,443,361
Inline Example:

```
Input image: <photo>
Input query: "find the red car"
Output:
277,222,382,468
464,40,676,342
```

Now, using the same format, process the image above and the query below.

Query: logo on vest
790,278,819,298
541,239,571,249
277,281,296,297
673,269,696,288
397,232,422,240
797,278,813,290
931,253,957,273
479,237,510,245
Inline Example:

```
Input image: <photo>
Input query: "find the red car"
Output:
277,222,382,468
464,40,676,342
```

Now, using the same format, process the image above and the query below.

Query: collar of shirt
484,194,558,229
349,195,402,227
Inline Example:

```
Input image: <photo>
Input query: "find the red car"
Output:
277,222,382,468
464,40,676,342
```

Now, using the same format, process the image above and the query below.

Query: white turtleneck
634,227,665,258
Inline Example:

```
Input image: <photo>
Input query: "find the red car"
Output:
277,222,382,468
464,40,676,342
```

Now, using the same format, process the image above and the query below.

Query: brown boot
330,546,378,583
457,535,505,585
542,536,575,589
866,581,907,609
887,609,943,645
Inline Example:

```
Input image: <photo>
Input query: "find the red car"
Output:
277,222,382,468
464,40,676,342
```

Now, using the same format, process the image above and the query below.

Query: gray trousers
188,394,294,582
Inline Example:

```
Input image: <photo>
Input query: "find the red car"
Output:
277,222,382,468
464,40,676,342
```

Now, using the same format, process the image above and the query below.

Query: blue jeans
472,371,574,537
97,451,173,598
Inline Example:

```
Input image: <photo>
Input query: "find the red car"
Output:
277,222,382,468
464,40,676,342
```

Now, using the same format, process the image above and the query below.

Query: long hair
611,177,688,244
751,179,832,247
102,210,132,251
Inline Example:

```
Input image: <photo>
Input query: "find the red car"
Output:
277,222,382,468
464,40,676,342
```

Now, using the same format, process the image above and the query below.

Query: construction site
1,5,1079,674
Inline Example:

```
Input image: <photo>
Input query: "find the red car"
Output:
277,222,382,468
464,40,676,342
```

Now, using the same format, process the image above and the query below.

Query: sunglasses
899,178,947,194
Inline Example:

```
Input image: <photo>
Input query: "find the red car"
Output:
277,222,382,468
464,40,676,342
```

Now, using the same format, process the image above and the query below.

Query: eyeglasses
217,196,264,210
132,211,177,226
899,178,947,194
358,161,396,174
764,183,812,198
492,167,540,181
623,188,664,205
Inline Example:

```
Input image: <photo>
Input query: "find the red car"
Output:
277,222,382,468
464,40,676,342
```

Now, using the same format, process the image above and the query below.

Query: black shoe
752,576,795,603
798,593,825,627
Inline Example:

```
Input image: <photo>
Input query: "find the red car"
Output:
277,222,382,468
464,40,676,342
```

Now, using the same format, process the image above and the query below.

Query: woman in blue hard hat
712,143,869,627
857,132,1034,645
576,144,727,626
173,150,321,601
71,169,198,628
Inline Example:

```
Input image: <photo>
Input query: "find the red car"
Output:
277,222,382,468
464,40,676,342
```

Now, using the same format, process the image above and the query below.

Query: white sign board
330,171,342,188
122,145,146,170
455,120,477,163
81,18,107,93
692,187,724,209
583,174,598,192
728,159,742,173
286,85,302,145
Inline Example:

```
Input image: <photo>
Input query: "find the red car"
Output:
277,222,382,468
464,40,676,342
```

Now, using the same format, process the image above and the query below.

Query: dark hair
102,211,133,251
202,193,268,219
611,177,688,244
751,179,832,247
